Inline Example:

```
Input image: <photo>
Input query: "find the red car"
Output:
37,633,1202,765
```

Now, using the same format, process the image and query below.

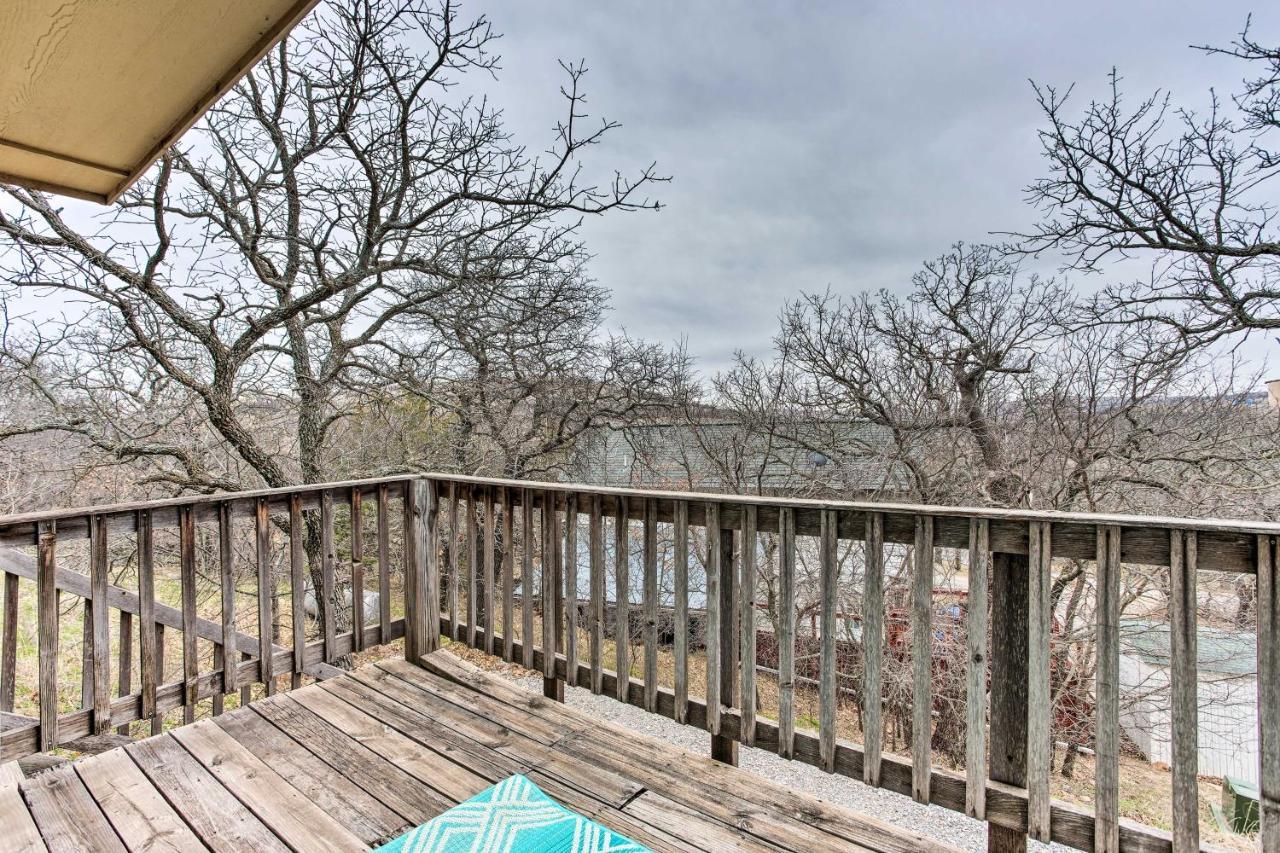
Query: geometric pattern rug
372,774,652,853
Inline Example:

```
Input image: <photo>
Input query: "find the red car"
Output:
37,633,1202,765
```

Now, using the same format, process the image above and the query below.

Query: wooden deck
1,650,957,853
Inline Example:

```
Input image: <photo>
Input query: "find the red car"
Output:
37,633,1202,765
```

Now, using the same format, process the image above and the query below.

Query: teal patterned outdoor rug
373,774,652,852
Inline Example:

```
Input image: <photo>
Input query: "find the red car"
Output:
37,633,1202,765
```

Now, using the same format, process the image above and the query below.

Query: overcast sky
467,1,1272,374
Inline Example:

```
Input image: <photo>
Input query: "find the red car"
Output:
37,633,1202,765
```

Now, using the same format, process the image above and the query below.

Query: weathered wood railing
416,474,1277,853
0,473,1276,853
0,477,415,762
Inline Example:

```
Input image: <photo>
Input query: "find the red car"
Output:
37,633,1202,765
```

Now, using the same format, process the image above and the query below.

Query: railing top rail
427,472,1280,537
0,470,1277,538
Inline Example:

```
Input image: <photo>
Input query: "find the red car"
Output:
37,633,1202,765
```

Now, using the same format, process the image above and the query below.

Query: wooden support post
178,505,197,725
543,491,563,702
711,517,739,766
988,551,1029,853
1259,534,1279,850
403,478,433,661
90,514,111,734
1,570,16,713
137,510,156,726
37,519,58,752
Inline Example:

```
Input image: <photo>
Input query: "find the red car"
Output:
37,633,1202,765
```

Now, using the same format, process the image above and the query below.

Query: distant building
1118,619,1258,783
573,420,911,498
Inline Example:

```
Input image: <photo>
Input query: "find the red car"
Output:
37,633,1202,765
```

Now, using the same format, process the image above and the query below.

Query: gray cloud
467,1,1269,372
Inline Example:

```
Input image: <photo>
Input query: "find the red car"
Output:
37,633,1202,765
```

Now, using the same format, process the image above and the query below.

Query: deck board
0,782,46,852
213,704,407,844
125,735,289,853
21,765,126,852
74,749,203,852
10,651,962,853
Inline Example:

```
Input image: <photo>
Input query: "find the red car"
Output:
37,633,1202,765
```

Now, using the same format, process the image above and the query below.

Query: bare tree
1017,20,1280,351
780,243,1067,506
372,261,690,480
0,0,666,634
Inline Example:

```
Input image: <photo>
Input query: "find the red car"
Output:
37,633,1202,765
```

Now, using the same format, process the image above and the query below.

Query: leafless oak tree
1017,20,1280,351
0,0,668,635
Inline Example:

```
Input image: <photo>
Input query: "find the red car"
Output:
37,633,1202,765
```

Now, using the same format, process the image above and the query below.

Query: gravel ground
498,671,1061,852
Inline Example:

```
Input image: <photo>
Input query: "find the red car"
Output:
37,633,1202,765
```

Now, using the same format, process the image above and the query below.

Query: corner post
712,520,739,765
988,551,1029,852
405,477,436,663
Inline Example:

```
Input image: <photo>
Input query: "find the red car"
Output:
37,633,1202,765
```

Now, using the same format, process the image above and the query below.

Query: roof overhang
0,0,321,204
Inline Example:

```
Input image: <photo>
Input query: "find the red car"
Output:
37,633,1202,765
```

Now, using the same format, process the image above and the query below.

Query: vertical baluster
1169,530,1199,853
863,511,885,786
81,598,93,710
673,499,689,723
448,482,460,641
151,624,165,736
139,509,157,730
1,570,16,714
705,503,722,736
541,491,557,681
1026,520,1053,841
521,488,535,670
777,506,796,760
589,493,605,694
911,515,934,802
819,509,839,773
37,519,58,752
351,487,365,653
615,495,631,701
739,504,757,746
256,497,274,696
377,484,392,646
320,490,336,660
501,487,514,662
422,478,440,655
549,492,564,698
1094,524,1121,853
179,505,197,724
964,518,989,819
289,494,305,689
564,493,578,684
239,650,252,707
467,486,478,649
211,645,224,717
89,514,110,733
116,611,132,733
484,487,497,657
643,498,659,713
403,481,419,660
219,501,237,702
1258,534,1279,849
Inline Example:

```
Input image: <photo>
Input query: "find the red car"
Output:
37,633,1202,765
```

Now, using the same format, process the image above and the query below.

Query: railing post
543,491,565,702
712,519,739,766
404,477,433,662
988,551,1029,853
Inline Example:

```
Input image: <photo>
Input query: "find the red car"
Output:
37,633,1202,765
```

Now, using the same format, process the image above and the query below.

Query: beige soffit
0,0,321,204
